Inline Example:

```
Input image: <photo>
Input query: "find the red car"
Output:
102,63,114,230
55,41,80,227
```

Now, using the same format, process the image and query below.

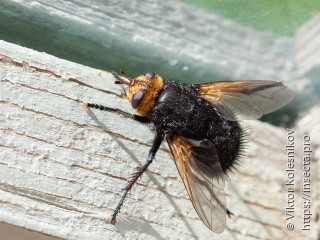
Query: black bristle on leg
83,101,151,123
109,132,163,224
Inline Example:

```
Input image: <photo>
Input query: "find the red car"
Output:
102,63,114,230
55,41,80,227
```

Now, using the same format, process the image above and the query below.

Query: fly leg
112,70,130,83
226,209,234,218
83,101,150,123
109,132,163,224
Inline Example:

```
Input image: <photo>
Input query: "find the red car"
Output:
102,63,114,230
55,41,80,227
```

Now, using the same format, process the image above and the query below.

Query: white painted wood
0,40,317,240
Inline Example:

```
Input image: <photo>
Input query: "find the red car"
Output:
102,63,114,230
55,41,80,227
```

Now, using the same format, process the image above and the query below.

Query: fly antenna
113,70,133,85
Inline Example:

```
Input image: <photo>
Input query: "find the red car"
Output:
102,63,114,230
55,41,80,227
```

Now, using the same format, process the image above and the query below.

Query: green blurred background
1,0,319,73
185,0,320,36
1,0,319,126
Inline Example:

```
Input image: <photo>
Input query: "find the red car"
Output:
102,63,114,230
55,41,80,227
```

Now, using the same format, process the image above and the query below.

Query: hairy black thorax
147,80,244,172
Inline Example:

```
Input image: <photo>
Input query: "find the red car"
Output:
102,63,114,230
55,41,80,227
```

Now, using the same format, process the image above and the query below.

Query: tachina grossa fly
84,71,293,233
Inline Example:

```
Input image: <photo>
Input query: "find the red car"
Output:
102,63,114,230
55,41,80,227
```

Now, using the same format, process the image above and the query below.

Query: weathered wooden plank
3,0,294,83
0,40,317,240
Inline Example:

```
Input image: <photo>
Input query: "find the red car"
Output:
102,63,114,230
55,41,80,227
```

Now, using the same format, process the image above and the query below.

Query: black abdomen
148,81,243,172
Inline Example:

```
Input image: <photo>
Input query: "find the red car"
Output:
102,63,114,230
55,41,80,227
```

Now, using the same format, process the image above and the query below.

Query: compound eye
131,91,145,109
145,72,155,80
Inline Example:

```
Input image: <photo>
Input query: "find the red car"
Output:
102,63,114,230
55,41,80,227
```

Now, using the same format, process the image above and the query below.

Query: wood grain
0,40,317,240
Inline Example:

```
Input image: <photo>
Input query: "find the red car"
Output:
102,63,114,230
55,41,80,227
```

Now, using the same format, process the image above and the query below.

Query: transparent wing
193,80,293,121
167,135,227,233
